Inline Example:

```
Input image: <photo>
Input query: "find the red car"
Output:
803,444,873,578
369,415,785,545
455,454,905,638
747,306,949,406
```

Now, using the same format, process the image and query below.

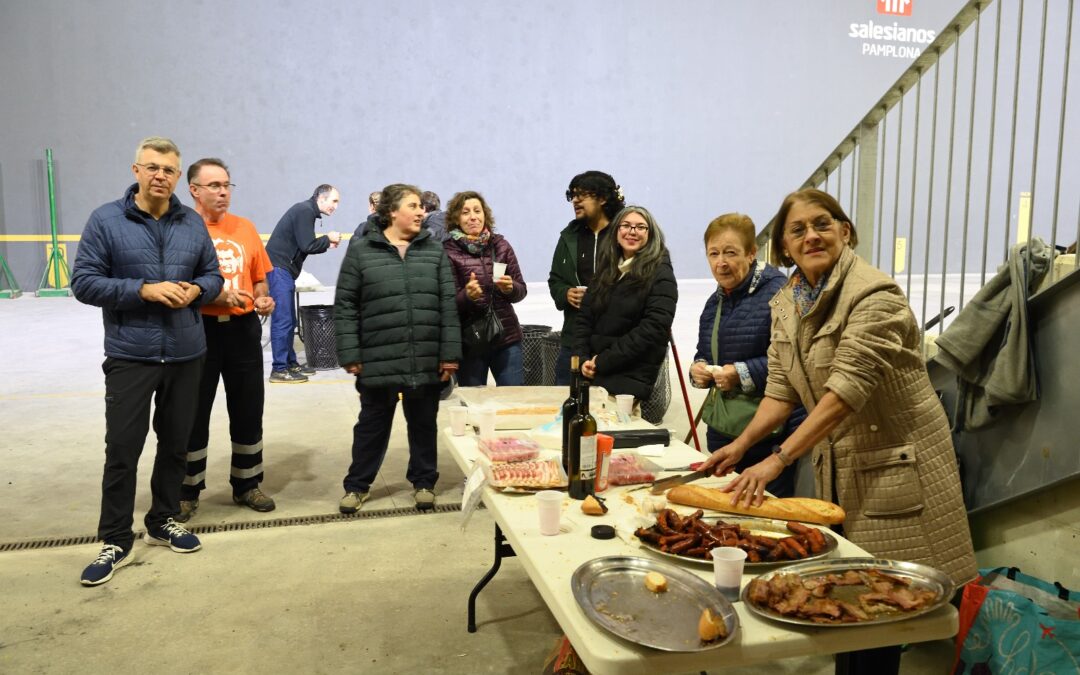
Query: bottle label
596,451,610,493
580,435,597,478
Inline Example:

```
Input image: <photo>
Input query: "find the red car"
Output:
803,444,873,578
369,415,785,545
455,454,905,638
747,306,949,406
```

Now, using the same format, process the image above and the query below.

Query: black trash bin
640,355,671,424
541,331,562,386
299,304,339,370
520,324,551,386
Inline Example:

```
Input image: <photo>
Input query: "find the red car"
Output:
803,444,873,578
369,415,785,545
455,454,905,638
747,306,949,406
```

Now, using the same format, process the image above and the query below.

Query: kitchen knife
649,468,711,495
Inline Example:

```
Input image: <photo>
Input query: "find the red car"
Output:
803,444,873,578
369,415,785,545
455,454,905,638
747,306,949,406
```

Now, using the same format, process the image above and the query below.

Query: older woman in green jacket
334,184,461,513
700,189,976,588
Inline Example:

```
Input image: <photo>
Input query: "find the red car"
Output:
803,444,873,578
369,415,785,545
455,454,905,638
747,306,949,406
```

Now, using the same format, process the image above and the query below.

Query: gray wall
0,0,967,291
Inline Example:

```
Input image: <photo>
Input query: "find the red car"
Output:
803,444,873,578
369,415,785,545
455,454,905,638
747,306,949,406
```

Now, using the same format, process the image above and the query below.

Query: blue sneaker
144,518,202,553
80,544,132,586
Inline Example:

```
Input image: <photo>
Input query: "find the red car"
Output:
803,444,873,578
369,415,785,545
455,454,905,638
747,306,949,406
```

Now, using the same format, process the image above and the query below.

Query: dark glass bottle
561,356,581,472
568,380,598,500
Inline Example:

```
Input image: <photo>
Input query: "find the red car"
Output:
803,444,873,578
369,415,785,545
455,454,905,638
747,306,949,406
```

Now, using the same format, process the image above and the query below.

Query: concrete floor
0,288,953,674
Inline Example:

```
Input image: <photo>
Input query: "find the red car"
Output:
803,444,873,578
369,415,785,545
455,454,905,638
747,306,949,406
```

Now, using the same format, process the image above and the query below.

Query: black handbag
462,305,503,351
462,253,504,351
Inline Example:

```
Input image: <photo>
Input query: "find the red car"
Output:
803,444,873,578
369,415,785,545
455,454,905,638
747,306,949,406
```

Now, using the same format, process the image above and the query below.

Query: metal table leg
467,523,516,633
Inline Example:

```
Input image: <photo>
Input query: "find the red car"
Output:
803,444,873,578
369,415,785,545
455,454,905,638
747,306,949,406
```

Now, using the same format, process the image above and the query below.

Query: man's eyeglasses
135,163,180,178
785,215,836,240
618,223,650,234
565,190,596,203
192,182,236,193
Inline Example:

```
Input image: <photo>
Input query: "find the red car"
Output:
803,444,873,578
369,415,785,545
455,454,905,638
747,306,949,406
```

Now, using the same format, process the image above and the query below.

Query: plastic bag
952,566,1080,674
607,453,663,486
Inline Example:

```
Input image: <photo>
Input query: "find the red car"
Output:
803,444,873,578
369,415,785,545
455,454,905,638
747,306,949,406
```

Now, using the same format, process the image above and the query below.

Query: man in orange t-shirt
179,158,276,522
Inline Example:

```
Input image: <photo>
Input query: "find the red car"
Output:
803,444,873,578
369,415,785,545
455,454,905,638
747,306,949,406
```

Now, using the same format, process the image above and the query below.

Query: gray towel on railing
933,238,1052,430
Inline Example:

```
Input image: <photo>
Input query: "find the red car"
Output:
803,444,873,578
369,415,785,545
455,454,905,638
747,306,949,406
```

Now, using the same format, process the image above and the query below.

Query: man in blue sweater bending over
264,184,341,383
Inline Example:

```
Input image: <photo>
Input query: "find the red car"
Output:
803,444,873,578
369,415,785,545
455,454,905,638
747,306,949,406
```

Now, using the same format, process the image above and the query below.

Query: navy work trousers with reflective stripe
184,311,265,498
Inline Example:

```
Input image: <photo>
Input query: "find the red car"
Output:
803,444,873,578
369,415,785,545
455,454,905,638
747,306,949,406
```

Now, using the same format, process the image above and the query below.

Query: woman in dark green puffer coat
333,184,461,513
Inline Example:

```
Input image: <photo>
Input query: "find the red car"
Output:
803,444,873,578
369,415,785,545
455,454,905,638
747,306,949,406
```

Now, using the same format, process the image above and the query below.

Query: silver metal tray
741,557,955,627
638,517,838,569
571,556,738,652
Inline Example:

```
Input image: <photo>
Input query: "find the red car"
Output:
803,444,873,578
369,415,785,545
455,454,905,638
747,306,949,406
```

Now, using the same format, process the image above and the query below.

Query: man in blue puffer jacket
71,136,223,587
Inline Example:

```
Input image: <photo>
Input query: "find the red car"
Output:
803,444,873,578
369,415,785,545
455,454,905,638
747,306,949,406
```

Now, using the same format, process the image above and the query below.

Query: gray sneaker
414,488,435,511
289,362,317,376
233,487,276,512
339,491,370,514
176,498,199,523
269,370,307,384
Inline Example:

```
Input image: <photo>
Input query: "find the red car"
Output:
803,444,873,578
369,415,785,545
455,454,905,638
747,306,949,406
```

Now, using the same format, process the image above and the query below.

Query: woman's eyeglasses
785,215,835,240
618,223,649,234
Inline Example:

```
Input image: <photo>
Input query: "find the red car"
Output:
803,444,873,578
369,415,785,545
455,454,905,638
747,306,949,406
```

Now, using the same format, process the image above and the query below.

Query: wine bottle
568,380,597,500
561,356,581,472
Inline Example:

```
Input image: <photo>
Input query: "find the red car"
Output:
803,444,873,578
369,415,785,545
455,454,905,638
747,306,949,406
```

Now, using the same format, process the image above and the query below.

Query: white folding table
442,426,958,674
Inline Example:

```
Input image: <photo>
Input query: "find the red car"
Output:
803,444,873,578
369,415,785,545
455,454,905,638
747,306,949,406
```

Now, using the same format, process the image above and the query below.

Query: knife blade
649,468,711,495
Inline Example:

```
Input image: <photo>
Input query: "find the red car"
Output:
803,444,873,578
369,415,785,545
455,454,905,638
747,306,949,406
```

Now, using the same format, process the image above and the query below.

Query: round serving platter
741,557,955,627
571,556,738,652
637,517,839,569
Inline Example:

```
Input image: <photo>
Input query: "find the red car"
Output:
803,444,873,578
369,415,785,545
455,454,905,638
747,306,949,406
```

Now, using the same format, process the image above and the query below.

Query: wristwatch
771,444,794,466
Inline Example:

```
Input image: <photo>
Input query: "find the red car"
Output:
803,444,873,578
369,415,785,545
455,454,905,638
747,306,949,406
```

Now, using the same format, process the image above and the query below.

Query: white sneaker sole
143,533,202,553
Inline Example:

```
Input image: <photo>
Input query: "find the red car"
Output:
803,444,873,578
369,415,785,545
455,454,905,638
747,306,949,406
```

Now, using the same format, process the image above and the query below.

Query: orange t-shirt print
201,213,273,317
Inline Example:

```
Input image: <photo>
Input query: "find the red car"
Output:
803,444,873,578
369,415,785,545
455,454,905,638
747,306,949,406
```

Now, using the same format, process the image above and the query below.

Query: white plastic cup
615,394,635,417
449,405,469,436
475,408,497,439
492,262,508,279
575,285,588,293
536,490,563,536
712,547,748,601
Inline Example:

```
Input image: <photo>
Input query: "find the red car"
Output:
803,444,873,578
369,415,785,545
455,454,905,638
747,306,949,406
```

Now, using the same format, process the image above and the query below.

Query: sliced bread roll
666,484,845,525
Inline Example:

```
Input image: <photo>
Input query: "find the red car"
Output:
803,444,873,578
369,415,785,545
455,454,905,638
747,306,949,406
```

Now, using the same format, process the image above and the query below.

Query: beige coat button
870,424,879,431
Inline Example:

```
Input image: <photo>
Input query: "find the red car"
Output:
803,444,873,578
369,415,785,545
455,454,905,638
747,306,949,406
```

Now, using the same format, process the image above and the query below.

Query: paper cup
615,394,635,417
474,408,497,439
536,490,563,536
712,547,747,601
575,285,588,292
448,405,469,436
492,262,508,279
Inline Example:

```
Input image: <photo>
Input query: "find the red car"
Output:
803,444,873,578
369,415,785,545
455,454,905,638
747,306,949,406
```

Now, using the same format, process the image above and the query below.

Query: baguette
666,484,845,525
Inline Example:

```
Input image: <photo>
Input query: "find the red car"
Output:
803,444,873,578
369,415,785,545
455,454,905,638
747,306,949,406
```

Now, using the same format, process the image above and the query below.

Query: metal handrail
760,0,1078,332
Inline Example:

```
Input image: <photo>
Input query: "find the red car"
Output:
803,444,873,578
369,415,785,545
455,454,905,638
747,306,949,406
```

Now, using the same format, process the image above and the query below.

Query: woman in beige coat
700,188,977,587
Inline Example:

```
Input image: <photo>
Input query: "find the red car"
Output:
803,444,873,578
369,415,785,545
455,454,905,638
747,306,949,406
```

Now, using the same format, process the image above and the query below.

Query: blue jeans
554,345,572,385
267,268,297,372
458,341,524,386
